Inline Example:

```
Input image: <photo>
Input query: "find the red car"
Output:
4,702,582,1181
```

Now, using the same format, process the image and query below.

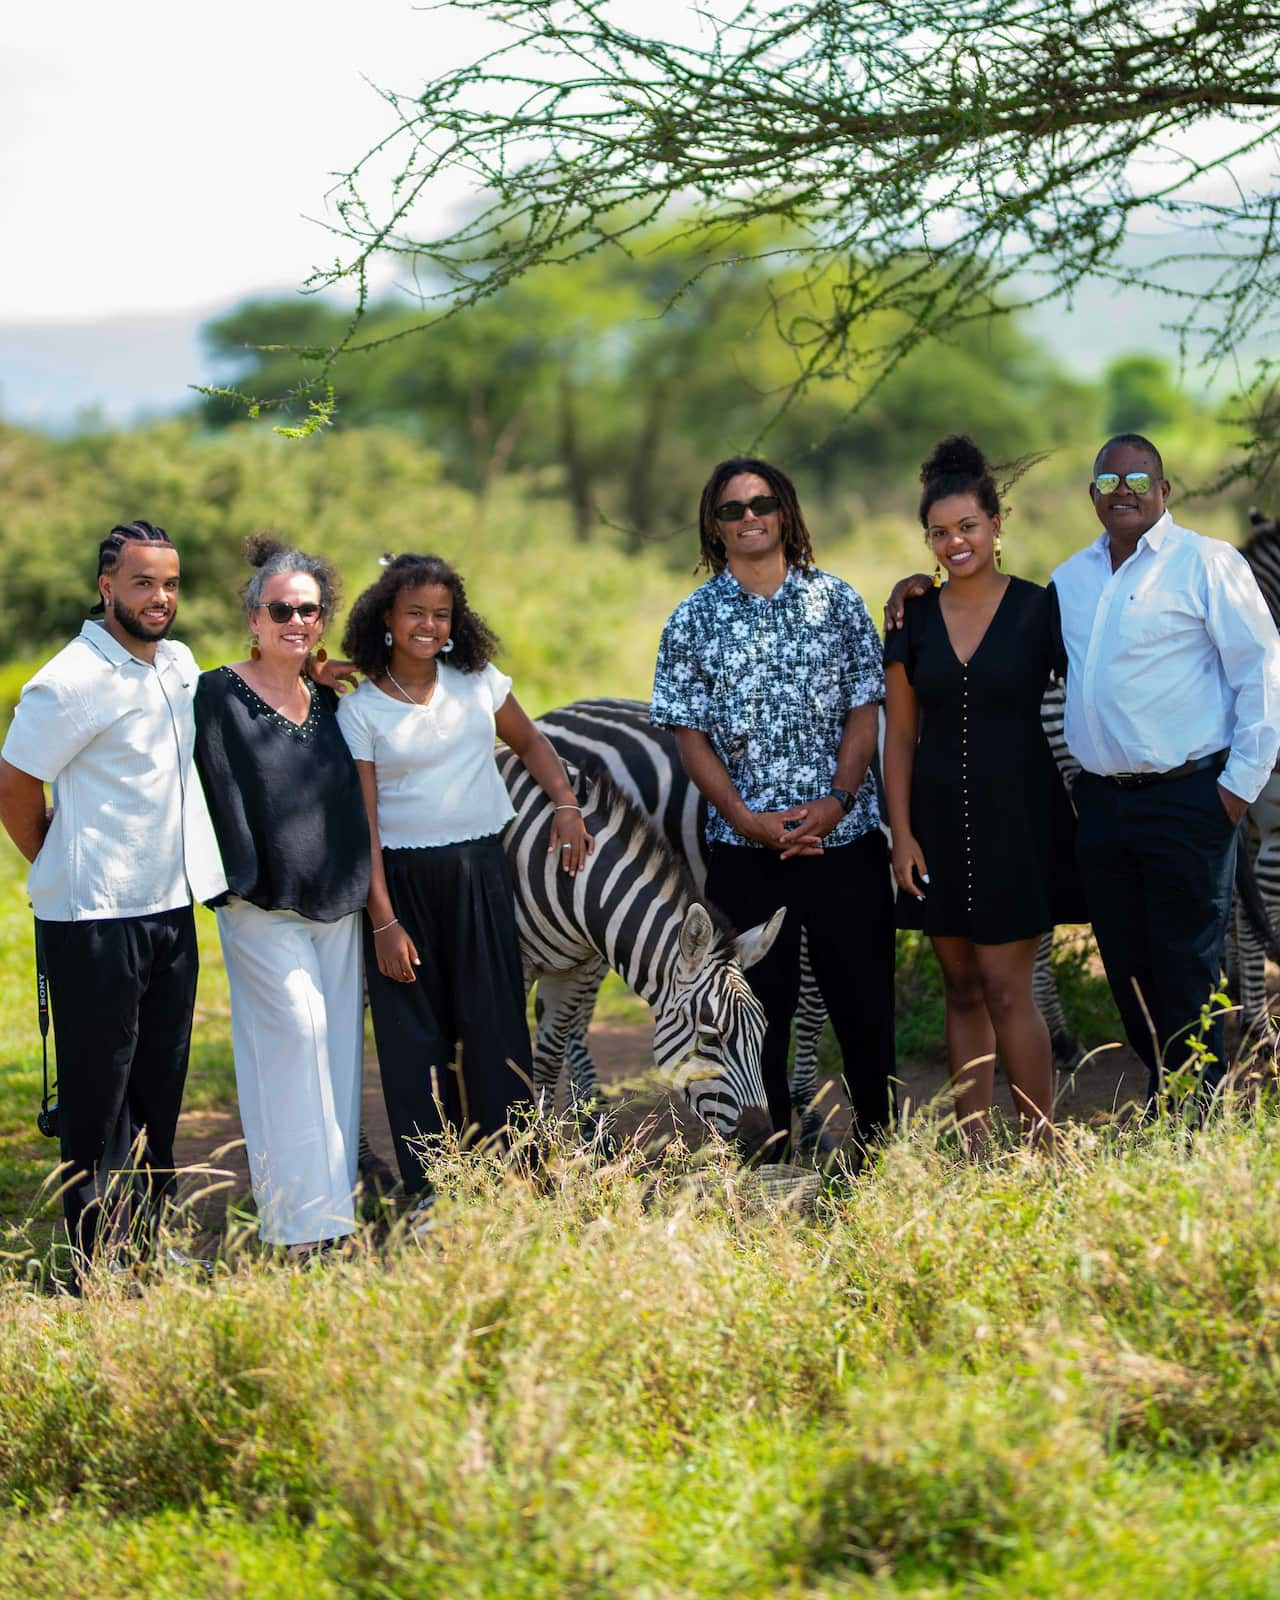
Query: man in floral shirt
651,456,895,1158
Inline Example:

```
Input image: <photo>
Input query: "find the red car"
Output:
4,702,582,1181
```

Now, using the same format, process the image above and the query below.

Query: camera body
37,1102,59,1139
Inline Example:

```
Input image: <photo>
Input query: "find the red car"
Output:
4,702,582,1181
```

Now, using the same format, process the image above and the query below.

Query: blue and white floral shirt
650,565,884,847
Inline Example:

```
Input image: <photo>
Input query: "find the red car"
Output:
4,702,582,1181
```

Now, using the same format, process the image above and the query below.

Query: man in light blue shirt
1052,433,1280,1100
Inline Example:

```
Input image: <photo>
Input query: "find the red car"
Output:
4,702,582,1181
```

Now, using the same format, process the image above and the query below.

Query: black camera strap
34,919,55,1123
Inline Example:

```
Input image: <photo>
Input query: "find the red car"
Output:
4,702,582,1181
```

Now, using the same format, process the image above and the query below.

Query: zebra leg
1032,931,1086,1072
531,960,612,1134
791,933,837,1157
1236,792,1279,1055
561,956,610,1111
356,1129,397,1199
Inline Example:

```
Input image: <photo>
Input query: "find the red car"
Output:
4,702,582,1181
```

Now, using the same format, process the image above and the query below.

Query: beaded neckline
220,665,322,743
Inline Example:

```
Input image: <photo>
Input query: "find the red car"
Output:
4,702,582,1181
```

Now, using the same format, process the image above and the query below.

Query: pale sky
2,1,497,322
6,2,1273,326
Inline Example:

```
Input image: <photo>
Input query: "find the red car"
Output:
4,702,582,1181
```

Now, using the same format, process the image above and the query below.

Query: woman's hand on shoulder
310,655,361,696
374,919,420,983
891,835,929,900
883,574,934,631
549,806,595,876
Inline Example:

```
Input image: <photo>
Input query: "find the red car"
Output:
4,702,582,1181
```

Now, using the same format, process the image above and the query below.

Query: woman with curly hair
882,437,1083,1154
194,536,370,1254
337,554,592,1195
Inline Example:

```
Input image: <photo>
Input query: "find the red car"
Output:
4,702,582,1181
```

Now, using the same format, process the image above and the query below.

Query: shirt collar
1139,509,1174,551
78,617,176,670
1089,508,1174,566
714,563,802,601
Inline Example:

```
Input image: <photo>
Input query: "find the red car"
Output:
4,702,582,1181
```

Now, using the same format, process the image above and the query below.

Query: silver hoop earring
441,639,454,654
384,630,393,647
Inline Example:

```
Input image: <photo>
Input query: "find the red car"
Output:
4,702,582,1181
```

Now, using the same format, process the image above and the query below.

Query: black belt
1092,750,1228,790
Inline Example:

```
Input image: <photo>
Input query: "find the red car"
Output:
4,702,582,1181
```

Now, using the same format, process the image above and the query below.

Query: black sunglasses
713,495,780,522
259,601,324,623
1093,471,1154,496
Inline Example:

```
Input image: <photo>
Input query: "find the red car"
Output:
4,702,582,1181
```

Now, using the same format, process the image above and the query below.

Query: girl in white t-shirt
337,554,592,1194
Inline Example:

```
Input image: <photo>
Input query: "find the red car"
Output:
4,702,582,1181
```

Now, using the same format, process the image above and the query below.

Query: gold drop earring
250,636,261,661
932,561,943,589
993,532,1003,570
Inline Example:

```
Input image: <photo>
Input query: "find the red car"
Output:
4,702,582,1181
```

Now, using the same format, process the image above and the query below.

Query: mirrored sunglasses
260,601,324,623
713,495,780,522
1094,471,1153,496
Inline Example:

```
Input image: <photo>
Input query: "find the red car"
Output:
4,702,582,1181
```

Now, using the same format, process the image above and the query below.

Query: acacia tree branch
236,0,1280,467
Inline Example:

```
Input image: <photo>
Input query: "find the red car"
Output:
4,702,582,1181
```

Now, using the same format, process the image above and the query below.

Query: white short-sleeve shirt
1,621,228,921
336,661,517,847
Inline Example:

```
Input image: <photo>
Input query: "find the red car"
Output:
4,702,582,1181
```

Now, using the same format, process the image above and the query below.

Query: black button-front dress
884,576,1084,943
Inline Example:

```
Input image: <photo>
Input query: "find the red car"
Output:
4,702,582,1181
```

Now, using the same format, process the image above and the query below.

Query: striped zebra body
497,746,780,1152
1034,682,1088,1071
1228,509,1280,1046
533,701,827,1147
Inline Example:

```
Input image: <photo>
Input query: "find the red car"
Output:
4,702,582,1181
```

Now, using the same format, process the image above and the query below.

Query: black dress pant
1074,767,1239,1102
38,906,198,1270
366,836,533,1193
705,830,897,1152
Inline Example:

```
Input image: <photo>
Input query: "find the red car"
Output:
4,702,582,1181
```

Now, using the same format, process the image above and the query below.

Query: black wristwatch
830,787,856,813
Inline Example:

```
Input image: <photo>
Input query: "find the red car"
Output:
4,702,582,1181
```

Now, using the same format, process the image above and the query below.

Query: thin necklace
385,667,436,708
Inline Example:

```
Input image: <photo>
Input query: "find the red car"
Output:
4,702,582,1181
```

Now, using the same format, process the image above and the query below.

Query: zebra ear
733,906,786,971
676,902,716,978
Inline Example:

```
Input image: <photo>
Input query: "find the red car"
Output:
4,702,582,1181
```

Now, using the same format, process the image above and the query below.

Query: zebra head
653,900,785,1154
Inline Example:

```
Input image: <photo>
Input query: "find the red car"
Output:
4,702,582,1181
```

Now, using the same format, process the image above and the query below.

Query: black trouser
366,837,533,1194
1074,767,1239,1103
38,906,198,1271
705,830,897,1153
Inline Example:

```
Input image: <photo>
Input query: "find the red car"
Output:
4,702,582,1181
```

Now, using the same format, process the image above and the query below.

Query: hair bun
921,434,988,485
243,533,287,569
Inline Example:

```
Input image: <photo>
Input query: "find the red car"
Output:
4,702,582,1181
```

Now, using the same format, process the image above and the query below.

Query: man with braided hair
650,456,895,1160
0,521,225,1284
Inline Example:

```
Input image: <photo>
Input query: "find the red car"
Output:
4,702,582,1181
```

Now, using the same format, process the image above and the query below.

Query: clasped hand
737,796,844,858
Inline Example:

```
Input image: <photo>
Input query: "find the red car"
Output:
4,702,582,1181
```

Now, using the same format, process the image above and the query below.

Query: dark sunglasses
1093,471,1153,496
713,495,780,522
260,601,324,623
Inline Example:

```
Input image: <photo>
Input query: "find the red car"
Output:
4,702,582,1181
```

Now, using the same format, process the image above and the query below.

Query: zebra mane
577,764,739,947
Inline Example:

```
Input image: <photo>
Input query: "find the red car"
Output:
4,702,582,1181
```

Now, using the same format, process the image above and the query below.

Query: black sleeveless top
194,667,370,921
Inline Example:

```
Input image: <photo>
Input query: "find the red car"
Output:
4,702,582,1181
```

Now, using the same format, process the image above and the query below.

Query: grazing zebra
497,746,783,1154
1228,508,1280,1046
533,697,1088,1143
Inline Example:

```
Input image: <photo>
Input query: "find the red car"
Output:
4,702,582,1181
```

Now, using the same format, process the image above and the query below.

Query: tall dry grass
3,1105,1280,1596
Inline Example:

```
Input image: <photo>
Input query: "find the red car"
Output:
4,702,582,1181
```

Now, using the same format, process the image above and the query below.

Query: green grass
3,1117,1280,1596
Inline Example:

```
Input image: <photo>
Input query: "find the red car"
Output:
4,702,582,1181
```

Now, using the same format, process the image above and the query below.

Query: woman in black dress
883,437,1075,1153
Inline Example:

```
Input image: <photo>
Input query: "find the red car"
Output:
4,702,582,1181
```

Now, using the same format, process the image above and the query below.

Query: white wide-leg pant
216,898,363,1246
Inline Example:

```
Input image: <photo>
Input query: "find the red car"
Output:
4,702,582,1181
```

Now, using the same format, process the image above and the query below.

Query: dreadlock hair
695,456,816,577
241,534,340,620
918,436,1001,529
342,554,500,677
1095,433,1165,478
91,519,176,615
